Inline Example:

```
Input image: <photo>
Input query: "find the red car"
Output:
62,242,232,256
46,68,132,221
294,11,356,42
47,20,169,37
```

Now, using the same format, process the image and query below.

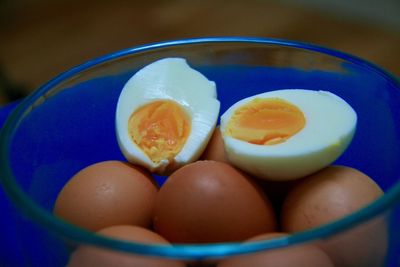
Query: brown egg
154,160,277,243
68,225,185,267
200,127,229,163
281,165,386,267
281,165,383,232
54,161,158,231
320,216,388,267
218,233,334,267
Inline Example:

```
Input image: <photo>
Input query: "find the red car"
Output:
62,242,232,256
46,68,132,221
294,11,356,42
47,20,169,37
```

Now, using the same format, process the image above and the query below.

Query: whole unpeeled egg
220,89,357,181
53,161,158,231
153,160,277,244
68,225,185,267
281,165,383,231
281,165,386,267
115,58,220,174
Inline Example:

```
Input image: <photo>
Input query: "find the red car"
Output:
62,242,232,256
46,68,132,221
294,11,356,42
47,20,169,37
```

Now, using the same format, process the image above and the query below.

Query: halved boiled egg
116,58,220,174
220,89,357,181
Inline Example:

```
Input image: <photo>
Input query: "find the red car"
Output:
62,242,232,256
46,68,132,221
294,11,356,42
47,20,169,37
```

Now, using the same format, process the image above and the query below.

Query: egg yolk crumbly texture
225,98,306,145
128,100,191,163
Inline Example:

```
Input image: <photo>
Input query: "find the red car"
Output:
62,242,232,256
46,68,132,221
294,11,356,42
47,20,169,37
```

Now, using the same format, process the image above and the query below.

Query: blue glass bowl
1,37,399,266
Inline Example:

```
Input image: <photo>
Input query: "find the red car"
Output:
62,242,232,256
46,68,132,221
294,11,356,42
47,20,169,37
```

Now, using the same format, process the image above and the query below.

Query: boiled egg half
220,89,357,181
116,58,220,174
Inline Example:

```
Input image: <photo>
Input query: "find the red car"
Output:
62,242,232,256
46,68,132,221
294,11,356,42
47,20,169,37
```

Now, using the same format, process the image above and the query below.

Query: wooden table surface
0,0,399,104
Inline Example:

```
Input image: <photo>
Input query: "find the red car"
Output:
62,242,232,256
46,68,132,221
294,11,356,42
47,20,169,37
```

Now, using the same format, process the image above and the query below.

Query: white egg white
116,58,220,174
220,89,357,181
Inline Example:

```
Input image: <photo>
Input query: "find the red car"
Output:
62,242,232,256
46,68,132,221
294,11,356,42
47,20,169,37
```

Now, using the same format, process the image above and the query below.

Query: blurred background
0,0,399,105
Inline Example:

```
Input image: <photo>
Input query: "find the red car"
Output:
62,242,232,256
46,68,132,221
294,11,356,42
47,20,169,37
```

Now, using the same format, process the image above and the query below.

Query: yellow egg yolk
128,100,191,163
225,98,305,145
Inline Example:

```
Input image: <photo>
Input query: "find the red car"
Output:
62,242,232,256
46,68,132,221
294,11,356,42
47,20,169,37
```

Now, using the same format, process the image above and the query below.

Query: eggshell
281,165,386,267
320,217,388,267
281,165,383,232
68,225,185,267
54,161,158,231
218,233,334,267
153,160,277,243
200,126,229,163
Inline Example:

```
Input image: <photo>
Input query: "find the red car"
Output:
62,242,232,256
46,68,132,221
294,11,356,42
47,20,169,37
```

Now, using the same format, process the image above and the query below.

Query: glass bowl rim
1,36,400,259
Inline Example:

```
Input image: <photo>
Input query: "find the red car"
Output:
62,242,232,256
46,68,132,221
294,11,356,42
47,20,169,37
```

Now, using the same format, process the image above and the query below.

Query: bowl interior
1,38,400,264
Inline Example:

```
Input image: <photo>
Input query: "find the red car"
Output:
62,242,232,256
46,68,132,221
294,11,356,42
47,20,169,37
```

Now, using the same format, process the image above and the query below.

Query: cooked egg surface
220,89,357,181
225,98,306,145
116,58,220,174
128,99,190,164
